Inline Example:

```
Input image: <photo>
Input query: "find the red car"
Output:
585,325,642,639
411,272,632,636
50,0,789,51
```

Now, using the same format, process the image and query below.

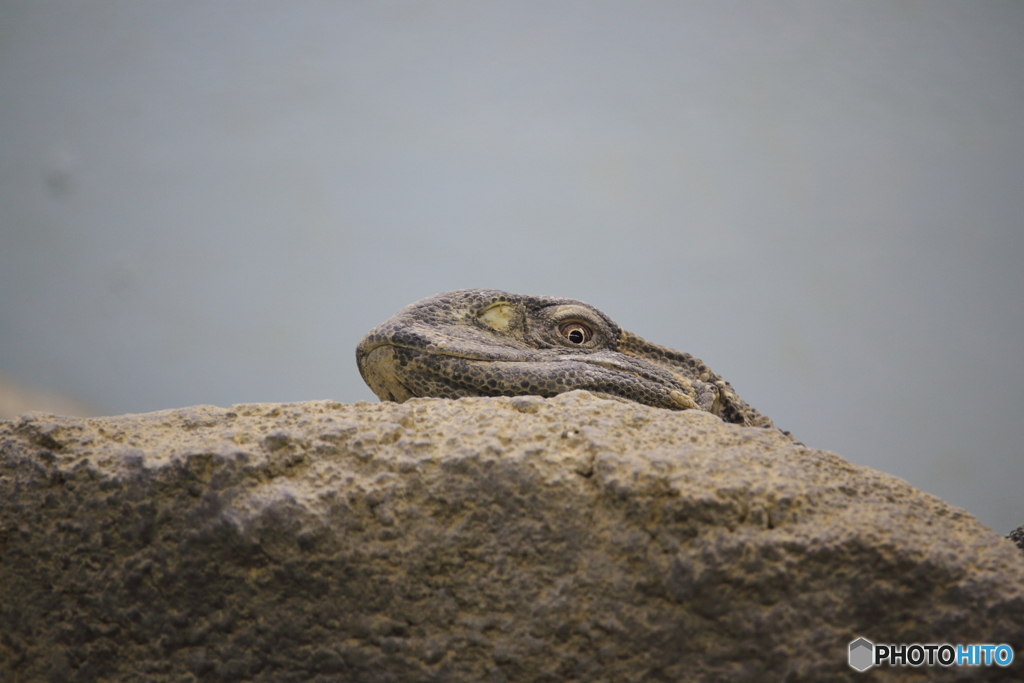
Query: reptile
356,289,785,434
354,290,1024,552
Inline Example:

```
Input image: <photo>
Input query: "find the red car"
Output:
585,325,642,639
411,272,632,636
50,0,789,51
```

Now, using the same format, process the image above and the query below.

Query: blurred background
1,1,1021,533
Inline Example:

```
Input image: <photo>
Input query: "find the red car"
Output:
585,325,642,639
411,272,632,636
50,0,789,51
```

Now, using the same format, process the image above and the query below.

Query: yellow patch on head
669,390,698,410
478,303,515,331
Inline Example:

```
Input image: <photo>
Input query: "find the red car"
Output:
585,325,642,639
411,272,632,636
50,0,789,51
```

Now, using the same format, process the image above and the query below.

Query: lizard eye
559,322,592,345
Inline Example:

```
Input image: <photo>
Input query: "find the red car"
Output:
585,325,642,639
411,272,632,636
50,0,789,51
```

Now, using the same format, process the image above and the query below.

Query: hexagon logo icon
849,637,874,671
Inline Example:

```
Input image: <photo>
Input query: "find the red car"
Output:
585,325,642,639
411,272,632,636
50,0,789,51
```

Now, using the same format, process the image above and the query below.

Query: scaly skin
357,289,781,432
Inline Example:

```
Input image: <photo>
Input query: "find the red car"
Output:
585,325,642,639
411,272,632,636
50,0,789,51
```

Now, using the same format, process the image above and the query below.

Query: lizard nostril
559,322,592,344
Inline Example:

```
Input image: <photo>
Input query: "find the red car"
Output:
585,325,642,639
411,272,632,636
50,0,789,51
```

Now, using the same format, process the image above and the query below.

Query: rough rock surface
1,392,1022,682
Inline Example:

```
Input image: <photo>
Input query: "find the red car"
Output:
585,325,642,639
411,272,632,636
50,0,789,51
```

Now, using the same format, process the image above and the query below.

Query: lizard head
356,288,774,428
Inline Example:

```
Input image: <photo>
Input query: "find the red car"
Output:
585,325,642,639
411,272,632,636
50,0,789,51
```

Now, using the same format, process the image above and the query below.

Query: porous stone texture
1,392,1022,682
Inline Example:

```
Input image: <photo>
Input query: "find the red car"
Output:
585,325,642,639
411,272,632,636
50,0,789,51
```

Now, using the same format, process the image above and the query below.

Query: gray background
1,1,1022,533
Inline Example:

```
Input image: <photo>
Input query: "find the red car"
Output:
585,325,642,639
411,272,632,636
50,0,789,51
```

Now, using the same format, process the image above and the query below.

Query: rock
1,391,1022,682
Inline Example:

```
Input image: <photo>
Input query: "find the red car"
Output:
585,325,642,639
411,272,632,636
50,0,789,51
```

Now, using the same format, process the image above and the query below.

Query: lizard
356,289,785,434
354,290,1024,551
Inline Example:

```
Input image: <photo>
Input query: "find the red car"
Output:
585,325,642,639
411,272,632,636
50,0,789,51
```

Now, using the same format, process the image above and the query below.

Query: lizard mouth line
360,340,647,369
358,339,552,363
360,340,694,392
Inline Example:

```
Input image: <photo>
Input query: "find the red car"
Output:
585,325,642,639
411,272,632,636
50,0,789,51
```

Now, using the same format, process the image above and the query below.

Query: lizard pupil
559,322,592,345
